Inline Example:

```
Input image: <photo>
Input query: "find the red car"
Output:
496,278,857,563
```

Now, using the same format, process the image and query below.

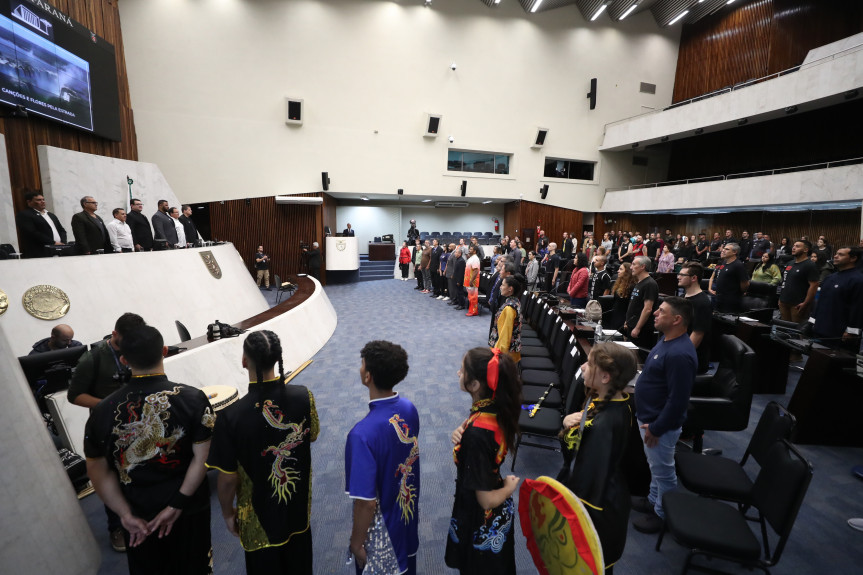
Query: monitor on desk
18,346,88,397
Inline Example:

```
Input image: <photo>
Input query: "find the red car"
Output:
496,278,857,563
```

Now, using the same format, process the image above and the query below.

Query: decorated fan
518,476,604,575
584,300,603,322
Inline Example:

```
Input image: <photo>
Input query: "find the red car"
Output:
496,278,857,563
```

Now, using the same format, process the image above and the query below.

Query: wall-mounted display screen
0,0,120,141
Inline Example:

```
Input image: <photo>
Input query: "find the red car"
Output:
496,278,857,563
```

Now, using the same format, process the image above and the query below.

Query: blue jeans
638,421,681,519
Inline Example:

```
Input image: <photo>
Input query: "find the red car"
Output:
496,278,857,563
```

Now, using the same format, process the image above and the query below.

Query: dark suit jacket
453,257,467,287
179,215,199,245
16,208,67,258
429,246,442,272
151,211,176,244
71,211,111,254
342,228,355,236
126,210,154,250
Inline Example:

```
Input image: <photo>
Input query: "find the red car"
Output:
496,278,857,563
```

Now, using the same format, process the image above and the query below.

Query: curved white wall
118,0,680,212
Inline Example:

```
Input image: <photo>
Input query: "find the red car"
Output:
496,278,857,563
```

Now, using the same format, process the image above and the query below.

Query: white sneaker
436,295,444,300
849,518,863,532
443,297,450,301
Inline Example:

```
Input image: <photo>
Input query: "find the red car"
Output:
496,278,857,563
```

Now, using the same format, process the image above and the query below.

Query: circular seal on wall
22,285,71,320
0,289,8,316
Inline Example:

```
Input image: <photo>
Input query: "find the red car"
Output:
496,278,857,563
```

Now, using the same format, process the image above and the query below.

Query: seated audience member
126,198,154,251
71,196,112,255
179,205,200,246
678,262,712,374
567,253,589,308
29,324,83,355
751,252,782,286
588,255,612,301
106,208,135,252
561,343,638,571
778,240,819,323
525,251,539,292
490,275,525,363
708,243,749,313
656,245,675,273
207,330,318,574
16,190,67,258
84,325,213,574
623,256,659,350
812,247,863,349
169,207,187,247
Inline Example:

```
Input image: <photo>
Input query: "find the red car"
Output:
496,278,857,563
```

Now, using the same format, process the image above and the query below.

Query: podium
326,236,359,270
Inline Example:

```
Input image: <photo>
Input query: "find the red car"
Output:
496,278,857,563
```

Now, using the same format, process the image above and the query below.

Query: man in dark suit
16,191,67,258
126,198,153,251
342,223,355,236
151,199,174,245
452,247,467,310
71,196,111,255
429,239,443,297
179,205,199,246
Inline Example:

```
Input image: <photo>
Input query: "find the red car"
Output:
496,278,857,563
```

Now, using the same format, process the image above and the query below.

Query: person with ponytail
489,274,524,363
206,330,319,574
446,347,523,574
560,343,638,574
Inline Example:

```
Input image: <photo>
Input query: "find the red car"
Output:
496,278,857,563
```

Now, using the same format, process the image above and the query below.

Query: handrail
605,156,863,193
602,41,863,130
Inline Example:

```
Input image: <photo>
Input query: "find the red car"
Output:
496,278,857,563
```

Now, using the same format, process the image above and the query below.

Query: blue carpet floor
83,279,863,574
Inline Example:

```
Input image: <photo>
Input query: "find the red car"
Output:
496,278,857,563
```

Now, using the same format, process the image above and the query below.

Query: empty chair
658,439,813,575
273,274,297,304
175,320,191,343
484,232,494,237
473,232,484,238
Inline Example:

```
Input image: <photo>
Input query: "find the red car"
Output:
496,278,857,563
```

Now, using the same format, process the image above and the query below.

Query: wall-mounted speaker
397,188,404,195
540,184,549,200
321,172,330,191
424,113,442,137
285,97,303,125
532,128,549,149
586,78,597,110
460,180,467,197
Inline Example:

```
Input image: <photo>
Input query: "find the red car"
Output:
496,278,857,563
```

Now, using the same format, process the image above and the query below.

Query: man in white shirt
106,208,134,252
169,207,187,247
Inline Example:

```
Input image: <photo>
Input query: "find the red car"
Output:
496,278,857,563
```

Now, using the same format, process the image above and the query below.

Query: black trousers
245,529,312,575
126,507,211,575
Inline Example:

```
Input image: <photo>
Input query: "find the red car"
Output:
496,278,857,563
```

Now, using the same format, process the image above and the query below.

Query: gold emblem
0,289,8,316
199,251,222,279
22,285,70,320
336,240,346,252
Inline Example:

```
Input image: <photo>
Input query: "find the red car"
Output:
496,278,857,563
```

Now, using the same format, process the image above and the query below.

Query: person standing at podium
343,223,355,236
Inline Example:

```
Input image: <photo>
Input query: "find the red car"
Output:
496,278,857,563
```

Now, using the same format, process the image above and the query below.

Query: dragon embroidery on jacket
261,399,309,504
112,387,185,484
388,414,420,523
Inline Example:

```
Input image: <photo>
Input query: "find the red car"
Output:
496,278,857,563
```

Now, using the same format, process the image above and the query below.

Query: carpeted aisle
83,278,863,574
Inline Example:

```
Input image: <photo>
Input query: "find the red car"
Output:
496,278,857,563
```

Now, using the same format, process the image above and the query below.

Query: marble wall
38,146,182,236
0,135,16,249
600,163,863,213
600,42,863,151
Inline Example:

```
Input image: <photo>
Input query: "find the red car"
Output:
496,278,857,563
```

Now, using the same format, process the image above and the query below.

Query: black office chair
675,401,796,507
658,439,813,575
175,320,192,343
273,274,297,304
683,334,755,453
741,281,778,323
520,339,581,411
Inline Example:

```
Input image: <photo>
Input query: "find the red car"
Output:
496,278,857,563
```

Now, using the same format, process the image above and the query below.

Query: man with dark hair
84,325,213,573
561,232,573,260
306,241,322,280
721,229,737,248
588,254,611,301
679,261,712,374
255,246,270,289
811,247,863,349
107,208,134,252
29,324,82,355
179,205,199,246
151,199,173,244
126,198,153,251
738,231,751,262
778,239,820,323
168,207,186,247
406,219,420,243
346,341,419,575
411,239,424,291
695,232,709,263
708,243,749,313
631,296,697,534
207,330,318,574
16,190,67,257
429,239,443,297
452,246,467,310
71,195,112,255
623,256,659,350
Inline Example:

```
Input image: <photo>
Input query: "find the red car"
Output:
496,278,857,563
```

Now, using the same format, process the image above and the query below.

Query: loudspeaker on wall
460,180,467,197
540,184,549,200
321,172,330,191
532,128,548,148
424,113,442,137
285,97,303,125
586,78,597,110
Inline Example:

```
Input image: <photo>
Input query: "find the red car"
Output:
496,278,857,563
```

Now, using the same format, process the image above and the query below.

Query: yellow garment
495,306,521,363
752,263,781,286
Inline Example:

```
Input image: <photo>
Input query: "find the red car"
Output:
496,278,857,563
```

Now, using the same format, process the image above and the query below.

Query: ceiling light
361,196,369,201
590,3,608,21
619,3,638,20
482,200,493,204
668,10,689,25
422,199,432,203
726,0,736,4
531,0,543,13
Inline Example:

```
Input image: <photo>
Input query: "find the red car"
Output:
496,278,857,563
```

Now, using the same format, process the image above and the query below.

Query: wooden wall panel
1,0,137,214
673,0,863,103
208,193,330,284
511,200,584,251
594,209,862,248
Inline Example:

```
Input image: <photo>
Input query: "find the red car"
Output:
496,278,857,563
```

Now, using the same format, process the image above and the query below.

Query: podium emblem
199,251,222,279
22,285,70,320
0,289,8,316
336,240,346,252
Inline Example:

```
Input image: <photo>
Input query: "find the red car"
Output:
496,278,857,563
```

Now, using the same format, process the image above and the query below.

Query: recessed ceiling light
482,200,493,204
669,10,689,25
590,3,608,21
422,199,432,203
531,0,543,13
619,4,638,20
361,196,369,201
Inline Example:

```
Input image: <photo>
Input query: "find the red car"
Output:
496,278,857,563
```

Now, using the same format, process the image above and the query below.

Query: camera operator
303,241,322,280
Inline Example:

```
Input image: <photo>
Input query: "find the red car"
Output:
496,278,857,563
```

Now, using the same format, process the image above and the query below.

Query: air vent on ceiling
435,202,469,208
640,82,656,95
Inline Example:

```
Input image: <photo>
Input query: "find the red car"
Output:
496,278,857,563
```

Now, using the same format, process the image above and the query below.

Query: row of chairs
419,231,496,238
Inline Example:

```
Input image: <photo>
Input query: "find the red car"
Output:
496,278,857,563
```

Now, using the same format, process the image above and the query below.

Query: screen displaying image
0,0,120,141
